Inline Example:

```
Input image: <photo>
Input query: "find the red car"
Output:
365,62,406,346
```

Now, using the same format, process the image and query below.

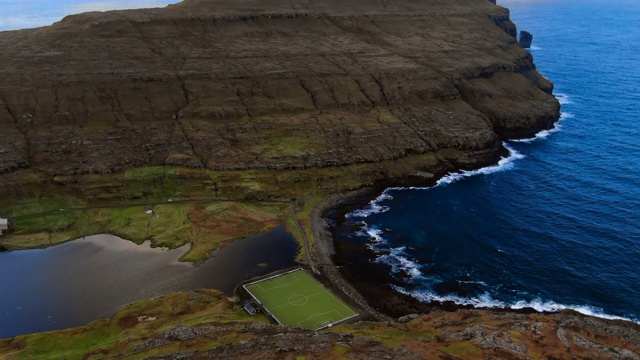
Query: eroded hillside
0,0,557,178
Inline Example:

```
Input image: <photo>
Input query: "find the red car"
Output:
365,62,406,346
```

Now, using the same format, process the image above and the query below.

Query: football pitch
244,269,358,330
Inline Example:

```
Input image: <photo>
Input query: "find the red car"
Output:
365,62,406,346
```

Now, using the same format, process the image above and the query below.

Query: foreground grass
0,290,258,359
3,289,637,359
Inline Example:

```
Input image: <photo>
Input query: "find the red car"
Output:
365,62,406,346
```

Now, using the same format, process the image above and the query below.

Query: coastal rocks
520,30,534,48
0,0,559,185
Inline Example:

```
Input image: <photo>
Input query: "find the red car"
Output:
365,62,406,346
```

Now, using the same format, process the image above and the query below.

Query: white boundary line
242,268,359,330
314,312,360,331
243,268,305,326
256,273,300,292
296,310,342,328
243,268,304,288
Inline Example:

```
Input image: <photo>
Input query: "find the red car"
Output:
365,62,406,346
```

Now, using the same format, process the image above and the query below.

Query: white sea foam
358,227,423,279
365,227,385,244
374,247,423,279
511,124,562,143
528,46,543,51
511,111,573,143
346,191,393,218
392,285,507,308
555,92,572,105
512,300,639,323
435,143,524,186
394,286,640,324
560,111,574,120
348,142,525,218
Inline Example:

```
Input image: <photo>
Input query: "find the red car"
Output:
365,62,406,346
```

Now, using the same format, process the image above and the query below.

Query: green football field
244,269,358,330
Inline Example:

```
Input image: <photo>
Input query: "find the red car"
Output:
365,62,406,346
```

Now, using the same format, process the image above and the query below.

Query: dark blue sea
335,0,640,322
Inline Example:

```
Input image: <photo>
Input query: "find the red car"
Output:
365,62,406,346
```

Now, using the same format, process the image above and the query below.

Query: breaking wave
511,92,573,143
347,142,525,219
435,143,524,186
555,92,572,105
393,286,639,324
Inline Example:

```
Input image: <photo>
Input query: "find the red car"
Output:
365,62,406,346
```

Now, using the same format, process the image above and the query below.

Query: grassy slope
0,290,260,359
0,153,440,262
1,290,637,359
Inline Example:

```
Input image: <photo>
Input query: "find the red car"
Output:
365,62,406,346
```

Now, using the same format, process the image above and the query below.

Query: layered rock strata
0,0,559,180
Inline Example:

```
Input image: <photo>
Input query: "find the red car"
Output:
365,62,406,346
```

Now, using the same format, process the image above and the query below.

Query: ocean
334,0,640,322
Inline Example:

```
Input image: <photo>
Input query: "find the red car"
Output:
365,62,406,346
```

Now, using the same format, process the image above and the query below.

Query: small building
243,301,260,316
0,218,8,235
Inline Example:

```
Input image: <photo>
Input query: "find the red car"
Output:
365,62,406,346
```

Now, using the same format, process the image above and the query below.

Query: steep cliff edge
0,0,558,180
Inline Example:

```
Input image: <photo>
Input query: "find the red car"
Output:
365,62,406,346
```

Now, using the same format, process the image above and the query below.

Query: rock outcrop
0,0,559,182
520,30,534,48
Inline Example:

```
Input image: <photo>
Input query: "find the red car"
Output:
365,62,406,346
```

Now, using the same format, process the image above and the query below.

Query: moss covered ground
0,152,441,263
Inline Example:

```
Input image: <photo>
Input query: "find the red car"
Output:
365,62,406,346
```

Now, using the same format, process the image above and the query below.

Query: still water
0,227,297,338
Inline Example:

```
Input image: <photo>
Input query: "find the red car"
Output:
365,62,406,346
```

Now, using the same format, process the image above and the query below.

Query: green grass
244,269,357,330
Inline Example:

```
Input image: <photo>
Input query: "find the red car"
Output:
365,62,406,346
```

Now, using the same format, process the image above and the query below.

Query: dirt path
289,201,319,274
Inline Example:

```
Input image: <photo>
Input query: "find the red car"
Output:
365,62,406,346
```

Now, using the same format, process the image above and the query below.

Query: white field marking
270,290,327,311
243,268,304,288
287,294,309,306
314,320,332,328
256,273,301,292
314,312,360,331
243,268,305,305
297,310,343,329
298,310,343,325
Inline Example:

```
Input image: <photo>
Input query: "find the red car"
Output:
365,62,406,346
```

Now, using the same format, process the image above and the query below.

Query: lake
0,227,298,338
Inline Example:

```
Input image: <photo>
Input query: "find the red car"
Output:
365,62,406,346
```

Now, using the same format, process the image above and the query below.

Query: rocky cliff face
0,0,558,180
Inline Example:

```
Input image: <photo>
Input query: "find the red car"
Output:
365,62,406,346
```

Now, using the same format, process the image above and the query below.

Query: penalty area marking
256,273,301,292
297,310,343,329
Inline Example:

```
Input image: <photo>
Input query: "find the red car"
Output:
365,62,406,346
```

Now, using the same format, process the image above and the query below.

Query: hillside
0,0,557,180
0,0,560,259
4,1,634,359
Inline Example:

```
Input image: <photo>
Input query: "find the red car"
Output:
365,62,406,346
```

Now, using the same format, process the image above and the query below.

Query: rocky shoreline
307,150,640,329
307,167,640,359
308,160,482,319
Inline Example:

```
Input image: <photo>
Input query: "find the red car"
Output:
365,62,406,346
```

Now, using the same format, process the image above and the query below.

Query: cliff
0,0,558,180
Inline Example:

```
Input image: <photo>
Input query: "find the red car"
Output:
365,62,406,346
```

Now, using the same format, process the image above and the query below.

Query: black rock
520,30,533,48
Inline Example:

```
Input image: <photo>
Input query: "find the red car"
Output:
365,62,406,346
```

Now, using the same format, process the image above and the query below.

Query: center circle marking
288,294,309,306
